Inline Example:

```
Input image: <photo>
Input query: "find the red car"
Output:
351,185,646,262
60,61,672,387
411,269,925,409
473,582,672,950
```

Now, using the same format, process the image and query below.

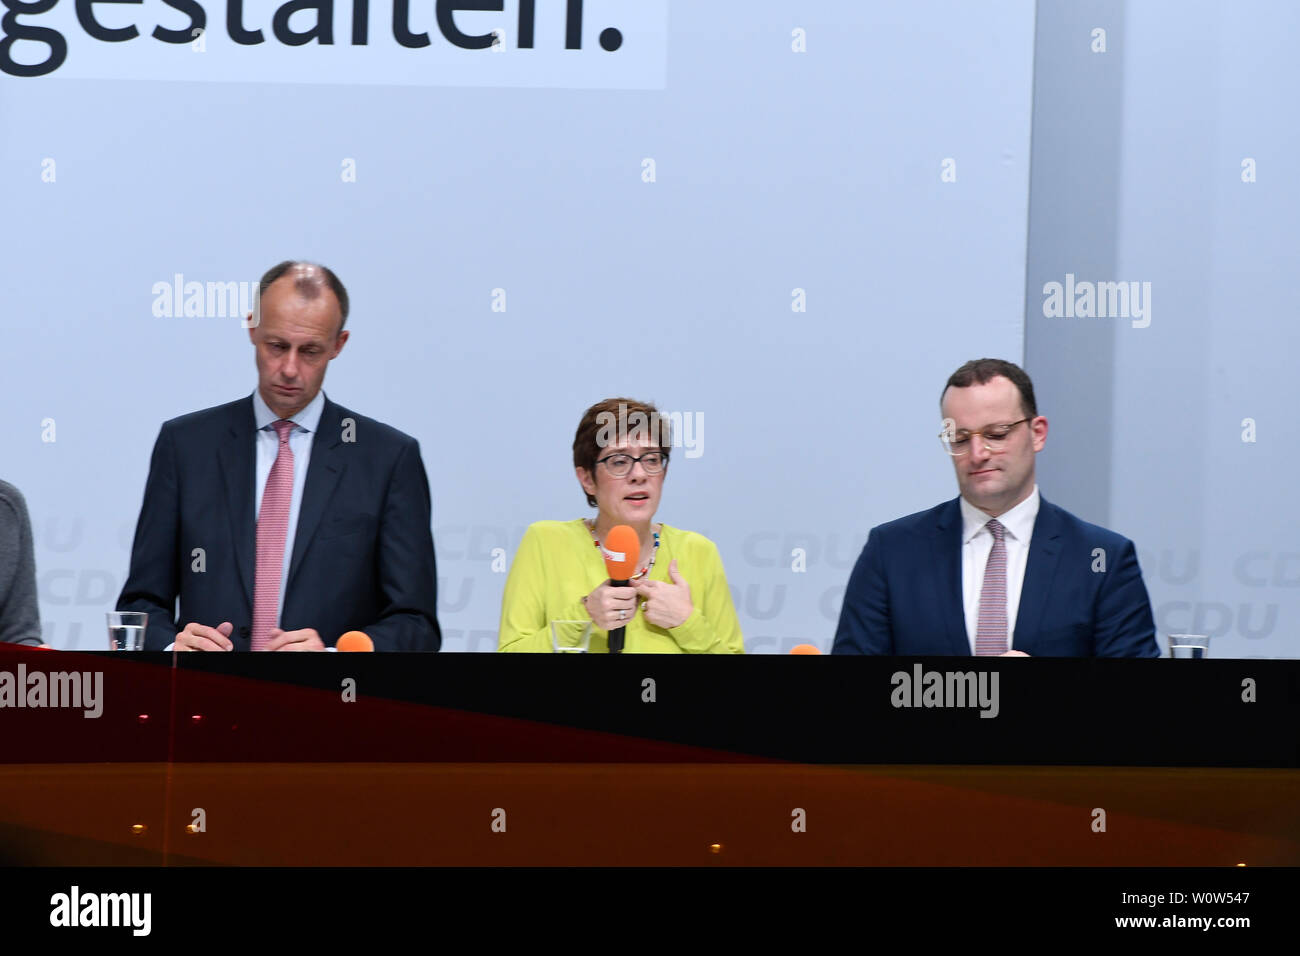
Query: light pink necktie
251,420,294,651
975,518,1008,656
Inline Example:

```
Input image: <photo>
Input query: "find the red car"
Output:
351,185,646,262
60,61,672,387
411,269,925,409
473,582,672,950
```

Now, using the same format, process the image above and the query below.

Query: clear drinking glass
107,611,148,651
1167,633,1210,659
550,620,593,653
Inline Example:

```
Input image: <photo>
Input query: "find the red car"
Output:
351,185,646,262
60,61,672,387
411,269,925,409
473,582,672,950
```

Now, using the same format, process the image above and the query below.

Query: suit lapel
215,398,257,610
930,498,969,655
285,398,347,595
1014,497,1064,650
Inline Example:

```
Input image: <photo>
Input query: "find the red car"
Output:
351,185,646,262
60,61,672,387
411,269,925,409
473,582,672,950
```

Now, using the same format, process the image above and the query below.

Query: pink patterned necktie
975,518,1008,656
251,419,295,651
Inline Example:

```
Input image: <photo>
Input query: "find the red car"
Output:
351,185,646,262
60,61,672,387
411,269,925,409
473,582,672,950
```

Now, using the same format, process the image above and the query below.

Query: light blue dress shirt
251,388,325,626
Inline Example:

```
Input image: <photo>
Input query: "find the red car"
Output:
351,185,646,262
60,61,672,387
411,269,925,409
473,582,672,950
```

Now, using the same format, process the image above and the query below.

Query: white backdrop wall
0,1,1033,652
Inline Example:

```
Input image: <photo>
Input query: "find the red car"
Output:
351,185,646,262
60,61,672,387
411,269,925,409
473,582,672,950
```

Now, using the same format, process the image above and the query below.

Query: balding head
256,260,349,335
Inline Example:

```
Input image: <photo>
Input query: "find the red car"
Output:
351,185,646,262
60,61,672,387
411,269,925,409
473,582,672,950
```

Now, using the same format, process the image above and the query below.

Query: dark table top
3,648,1296,767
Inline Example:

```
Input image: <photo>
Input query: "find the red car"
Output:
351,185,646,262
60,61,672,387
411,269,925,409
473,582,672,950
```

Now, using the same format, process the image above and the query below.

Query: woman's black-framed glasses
597,451,669,477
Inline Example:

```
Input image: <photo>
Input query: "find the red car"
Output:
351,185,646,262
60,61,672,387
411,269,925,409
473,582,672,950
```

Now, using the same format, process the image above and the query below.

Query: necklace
586,520,660,579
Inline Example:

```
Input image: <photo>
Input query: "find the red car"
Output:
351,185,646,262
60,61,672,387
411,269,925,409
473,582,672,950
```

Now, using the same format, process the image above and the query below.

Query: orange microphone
790,644,822,655
336,631,374,652
601,524,640,655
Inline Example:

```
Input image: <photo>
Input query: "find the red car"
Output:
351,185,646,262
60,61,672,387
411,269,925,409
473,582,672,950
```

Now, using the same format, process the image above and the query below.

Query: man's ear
1031,415,1049,451
332,329,350,358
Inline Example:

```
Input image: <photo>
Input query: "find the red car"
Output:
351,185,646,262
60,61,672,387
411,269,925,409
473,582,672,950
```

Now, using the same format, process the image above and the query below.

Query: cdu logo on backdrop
0,0,666,86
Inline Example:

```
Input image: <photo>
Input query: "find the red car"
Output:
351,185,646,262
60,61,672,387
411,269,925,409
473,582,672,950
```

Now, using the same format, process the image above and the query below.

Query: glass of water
107,611,148,651
1167,633,1210,659
550,620,592,653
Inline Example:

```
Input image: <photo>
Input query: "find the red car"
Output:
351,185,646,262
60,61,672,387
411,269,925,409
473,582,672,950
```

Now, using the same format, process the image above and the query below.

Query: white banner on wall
0,0,667,88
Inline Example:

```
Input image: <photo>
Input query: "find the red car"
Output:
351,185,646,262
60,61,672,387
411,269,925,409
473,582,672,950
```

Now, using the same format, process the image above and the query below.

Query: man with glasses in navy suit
833,358,1158,658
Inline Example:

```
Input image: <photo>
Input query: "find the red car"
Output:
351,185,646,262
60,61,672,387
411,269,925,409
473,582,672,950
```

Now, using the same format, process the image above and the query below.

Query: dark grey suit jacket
0,480,41,645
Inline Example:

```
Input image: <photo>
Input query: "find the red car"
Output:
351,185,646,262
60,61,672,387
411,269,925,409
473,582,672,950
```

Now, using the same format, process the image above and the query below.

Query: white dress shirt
251,388,325,626
960,485,1040,654
166,390,327,651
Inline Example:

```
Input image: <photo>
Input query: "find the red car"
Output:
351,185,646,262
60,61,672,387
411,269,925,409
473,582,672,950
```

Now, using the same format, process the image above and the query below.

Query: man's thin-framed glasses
939,419,1029,456
596,452,669,477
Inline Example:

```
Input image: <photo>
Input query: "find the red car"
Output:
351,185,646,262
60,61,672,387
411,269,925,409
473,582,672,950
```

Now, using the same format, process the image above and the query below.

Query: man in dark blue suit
833,358,1157,658
118,261,440,652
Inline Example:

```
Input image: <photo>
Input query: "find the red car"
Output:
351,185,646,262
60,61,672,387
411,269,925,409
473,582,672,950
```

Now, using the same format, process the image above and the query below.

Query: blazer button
240,626,250,638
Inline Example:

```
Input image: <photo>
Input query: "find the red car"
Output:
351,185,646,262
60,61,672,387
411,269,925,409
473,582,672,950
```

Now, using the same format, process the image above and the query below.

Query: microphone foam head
601,524,641,581
336,631,374,652
790,643,822,655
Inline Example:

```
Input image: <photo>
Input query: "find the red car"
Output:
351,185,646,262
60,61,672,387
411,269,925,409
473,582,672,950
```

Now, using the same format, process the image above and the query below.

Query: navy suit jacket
832,496,1158,657
118,395,441,651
